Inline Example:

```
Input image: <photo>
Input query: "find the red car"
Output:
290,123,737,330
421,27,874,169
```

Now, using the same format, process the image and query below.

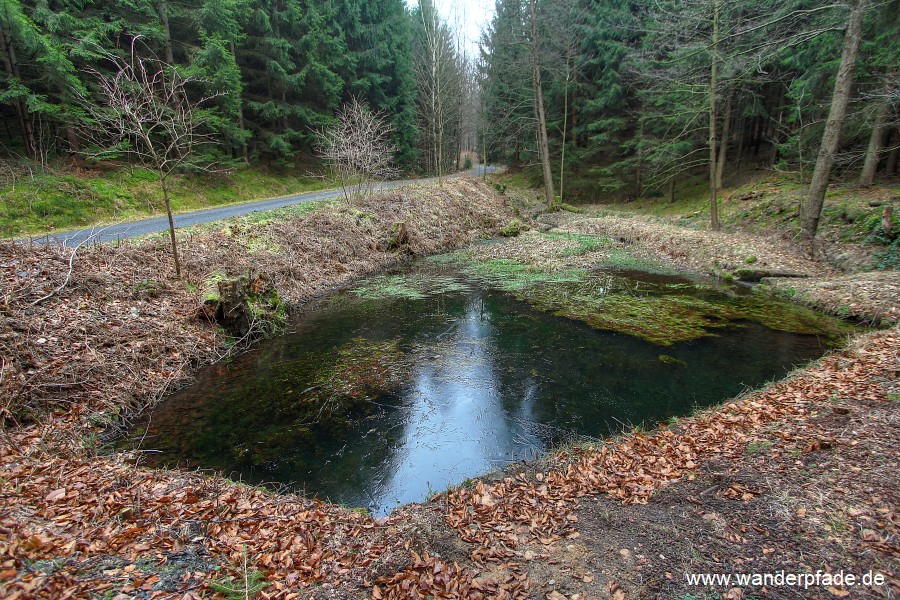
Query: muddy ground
1,178,898,599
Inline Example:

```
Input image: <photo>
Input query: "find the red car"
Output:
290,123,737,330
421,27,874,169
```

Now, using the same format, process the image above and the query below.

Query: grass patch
1,163,332,237
604,247,680,274
746,440,774,454
494,169,541,192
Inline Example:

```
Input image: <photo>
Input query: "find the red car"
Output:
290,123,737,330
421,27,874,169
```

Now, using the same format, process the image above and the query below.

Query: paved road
26,166,497,247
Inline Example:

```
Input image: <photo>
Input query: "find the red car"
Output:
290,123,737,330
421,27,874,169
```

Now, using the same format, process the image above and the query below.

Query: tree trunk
437,97,444,183
708,0,720,230
716,87,732,190
801,0,868,241
530,0,555,209
157,1,175,65
886,129,899,176
859,97,890,186
482,98,487,182
636,117,644,196
752,116,763,157
229,41,249,163
735,111,746,169
770,109,783,167
668,176,676,204
571,73,578,147
160,174,182,277
559,54,570,204
0,28,36,158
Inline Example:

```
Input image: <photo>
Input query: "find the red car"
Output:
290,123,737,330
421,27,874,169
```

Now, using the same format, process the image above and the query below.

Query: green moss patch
461,258,586,292
500,218,527,237
440,249,852,346
350,273,470,300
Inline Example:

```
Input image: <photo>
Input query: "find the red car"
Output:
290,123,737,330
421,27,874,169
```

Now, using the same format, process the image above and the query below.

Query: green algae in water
528,281,853,347
174,336,410,471
351,273,470,300
465,259,586,292
572,293,730,345
309,337,409,409
430,242,852,345
659,354,687,366
132,255,850,516
439,250,853,346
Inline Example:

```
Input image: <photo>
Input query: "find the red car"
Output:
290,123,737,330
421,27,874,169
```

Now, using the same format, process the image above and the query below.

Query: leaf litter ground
1,181,898,599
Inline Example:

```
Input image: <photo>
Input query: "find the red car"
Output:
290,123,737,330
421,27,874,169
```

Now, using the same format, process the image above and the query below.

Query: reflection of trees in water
139,338,410,488
138,286,475,504
135,263,835,512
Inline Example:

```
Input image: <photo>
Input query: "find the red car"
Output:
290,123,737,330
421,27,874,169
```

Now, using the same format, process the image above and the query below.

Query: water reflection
132,264,841,516
370,295,543,513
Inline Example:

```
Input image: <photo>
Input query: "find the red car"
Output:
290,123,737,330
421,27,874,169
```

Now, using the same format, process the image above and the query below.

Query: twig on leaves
30,226,111,306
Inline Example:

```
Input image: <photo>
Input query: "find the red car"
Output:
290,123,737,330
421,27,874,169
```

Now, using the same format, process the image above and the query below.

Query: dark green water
131,260,846,516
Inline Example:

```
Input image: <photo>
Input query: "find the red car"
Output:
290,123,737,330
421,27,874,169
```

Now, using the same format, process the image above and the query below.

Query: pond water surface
132,255,848,515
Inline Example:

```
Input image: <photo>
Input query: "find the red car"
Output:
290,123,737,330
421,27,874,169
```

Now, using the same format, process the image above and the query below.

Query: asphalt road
26,166,497,247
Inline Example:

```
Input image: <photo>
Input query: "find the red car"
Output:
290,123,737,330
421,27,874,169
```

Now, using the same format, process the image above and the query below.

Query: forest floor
1,175,898,599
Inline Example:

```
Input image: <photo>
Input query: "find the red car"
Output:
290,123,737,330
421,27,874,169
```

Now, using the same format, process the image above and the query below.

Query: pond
129,248,851,516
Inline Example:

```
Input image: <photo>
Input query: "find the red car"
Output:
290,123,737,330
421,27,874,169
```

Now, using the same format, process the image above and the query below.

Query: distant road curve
23,166,498,247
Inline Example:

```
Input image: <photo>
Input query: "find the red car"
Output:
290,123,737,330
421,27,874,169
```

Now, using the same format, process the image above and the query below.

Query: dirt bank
1,178,517,431
1,183,897,599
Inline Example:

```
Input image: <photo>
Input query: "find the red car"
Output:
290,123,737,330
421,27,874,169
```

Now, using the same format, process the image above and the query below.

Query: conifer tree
0,0,83,158
336,0,418,170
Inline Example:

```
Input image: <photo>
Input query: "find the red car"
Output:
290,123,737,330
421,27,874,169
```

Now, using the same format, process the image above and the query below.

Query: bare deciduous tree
317,98,397,204
413,0,467,183
80,39,218,277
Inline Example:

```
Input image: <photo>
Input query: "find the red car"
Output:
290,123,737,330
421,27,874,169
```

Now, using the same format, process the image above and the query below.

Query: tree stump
200,272,285,337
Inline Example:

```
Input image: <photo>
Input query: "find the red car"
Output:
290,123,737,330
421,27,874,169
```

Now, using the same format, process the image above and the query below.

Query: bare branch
78,38,220,277
316,98,398,204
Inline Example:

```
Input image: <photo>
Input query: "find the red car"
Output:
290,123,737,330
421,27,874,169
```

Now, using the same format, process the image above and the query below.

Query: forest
2,0,897,238
480,0,898,237
0,0,480,176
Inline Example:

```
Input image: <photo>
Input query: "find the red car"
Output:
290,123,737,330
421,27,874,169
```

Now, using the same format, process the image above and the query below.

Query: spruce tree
336,0,418,170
